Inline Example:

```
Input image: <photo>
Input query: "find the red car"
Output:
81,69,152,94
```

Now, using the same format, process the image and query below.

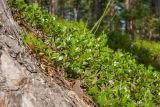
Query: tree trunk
49,0,58,14
151,0,160,36
92,0,102,22
125,0,136,39
151,0,160,16
0,0,90,107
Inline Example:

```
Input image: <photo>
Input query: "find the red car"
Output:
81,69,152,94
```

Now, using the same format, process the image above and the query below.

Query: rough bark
0,0,89,107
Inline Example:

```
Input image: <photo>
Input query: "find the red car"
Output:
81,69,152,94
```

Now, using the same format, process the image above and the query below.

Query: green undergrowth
132,40,160,69
107,31,160,69
8,0,160,106
107,31,132,51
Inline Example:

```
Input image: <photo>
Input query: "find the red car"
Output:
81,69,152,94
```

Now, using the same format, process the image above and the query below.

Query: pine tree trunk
92,0,101,22
152,0,160,16
49,0,58,14
125,0,136,39
151,0,160,36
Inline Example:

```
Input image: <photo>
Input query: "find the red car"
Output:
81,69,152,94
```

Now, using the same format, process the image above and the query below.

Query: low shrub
107,31,160,70
107,31,132,51
131,40,160,69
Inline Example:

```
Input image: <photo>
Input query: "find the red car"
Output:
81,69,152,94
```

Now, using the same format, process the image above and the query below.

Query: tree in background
151,0,160,36
92,0,102,23
49,0,58,14
152,0,160,16
124,0,136,38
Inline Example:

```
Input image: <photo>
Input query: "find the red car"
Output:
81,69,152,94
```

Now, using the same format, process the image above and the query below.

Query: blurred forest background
24,0,160,40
